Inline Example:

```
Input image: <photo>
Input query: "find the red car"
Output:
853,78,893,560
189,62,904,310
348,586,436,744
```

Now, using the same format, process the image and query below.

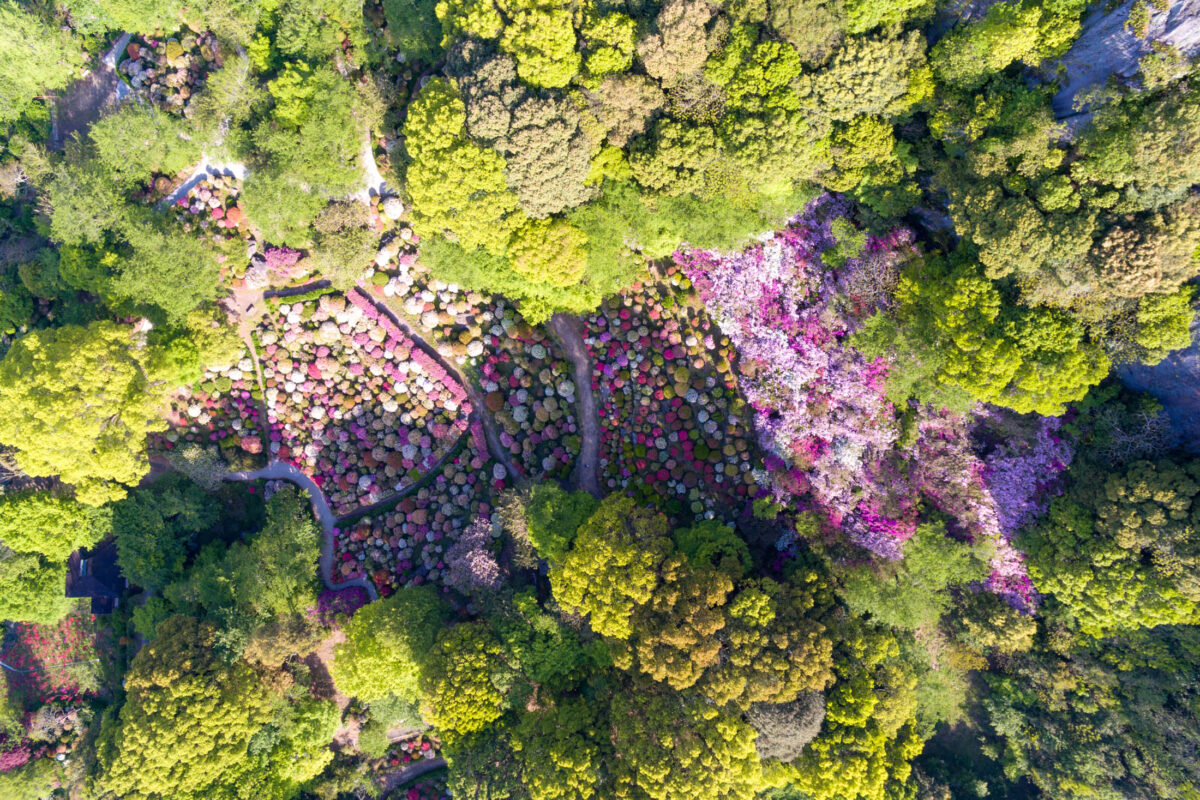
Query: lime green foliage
404,78,527,252
0,322,169,505
775,624,922,800
0,758,61,800
826,115,920,216
255,65,364,195
0,2,83,124
525,483,599,563
1073,86,1200,212
0,490,111,561
1026,458,1200,636
436,0,503,44
501,7,580,88
798,31,931,123
821,216,867,269
582,9,637,76
0,552,75,623
61,0,185,35
930,0,1087,89
94,617,274,800
947,590,1037,655
695,574,834,708
330,586,450,702
875,259,1112,414
705,26,803,114
840,523,989,631
508,218,589,288
420,622,508,738
549,495,672,638
609,685,763,800
621,553,733,690
1134,284,1195,364
845,0,932,33
510,697,605,800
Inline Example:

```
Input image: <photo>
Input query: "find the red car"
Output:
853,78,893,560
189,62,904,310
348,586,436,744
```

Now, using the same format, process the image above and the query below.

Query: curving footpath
547,314,602,497
224,462,380,601
362,290,524,482
378,756,447,796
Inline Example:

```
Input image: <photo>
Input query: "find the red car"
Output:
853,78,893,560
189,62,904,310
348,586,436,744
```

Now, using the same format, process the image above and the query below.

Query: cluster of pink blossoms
680,196,1065,610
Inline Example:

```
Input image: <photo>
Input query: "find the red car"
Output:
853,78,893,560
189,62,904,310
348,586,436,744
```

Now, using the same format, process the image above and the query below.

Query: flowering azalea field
332,430,502,596
480,307,579,481
0,610,101,709
680,197,1075,610
153,350,267,467
258,290,472,514
586,267,759,523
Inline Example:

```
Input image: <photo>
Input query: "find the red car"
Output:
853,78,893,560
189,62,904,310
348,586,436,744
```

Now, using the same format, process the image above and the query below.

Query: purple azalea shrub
444,517,501,595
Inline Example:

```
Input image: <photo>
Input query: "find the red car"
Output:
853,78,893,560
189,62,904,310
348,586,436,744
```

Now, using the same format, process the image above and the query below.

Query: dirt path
362,289,524,481
547,314,602,497
51,33,130,150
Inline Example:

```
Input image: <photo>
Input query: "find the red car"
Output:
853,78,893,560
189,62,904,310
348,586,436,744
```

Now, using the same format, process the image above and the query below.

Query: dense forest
0,0,1199,798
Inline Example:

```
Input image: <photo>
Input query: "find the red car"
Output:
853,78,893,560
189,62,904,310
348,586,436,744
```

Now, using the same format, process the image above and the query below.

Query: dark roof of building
65,539,124,613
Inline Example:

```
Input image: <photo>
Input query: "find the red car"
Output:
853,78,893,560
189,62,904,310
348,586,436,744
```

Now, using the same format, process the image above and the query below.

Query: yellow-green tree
0,322,170,505
420,622,509,739
402,78,527,253
609,684,763,800
330,585,449,702
549,495,671,639
93,617,273,800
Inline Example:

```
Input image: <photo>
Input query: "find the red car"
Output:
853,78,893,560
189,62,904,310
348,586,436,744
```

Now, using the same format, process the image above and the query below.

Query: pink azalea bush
680,195,1053,609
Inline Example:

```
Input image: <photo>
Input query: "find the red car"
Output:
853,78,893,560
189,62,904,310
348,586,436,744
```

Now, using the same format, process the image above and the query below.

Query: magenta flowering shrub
679,196,916,548
0,744,31,772
981,415,1074,537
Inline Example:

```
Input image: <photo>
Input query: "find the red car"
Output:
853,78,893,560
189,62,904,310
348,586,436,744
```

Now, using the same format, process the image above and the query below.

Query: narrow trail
224,462,380,601
358,289,523,482
547,314,602,497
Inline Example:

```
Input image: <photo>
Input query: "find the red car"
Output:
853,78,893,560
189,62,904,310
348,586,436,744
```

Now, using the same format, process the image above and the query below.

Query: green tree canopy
0,322,169,505
0,490,111,561
330,585,450,702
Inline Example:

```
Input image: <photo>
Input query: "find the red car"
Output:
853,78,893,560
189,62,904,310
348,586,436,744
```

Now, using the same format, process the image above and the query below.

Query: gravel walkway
547,314,602,497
